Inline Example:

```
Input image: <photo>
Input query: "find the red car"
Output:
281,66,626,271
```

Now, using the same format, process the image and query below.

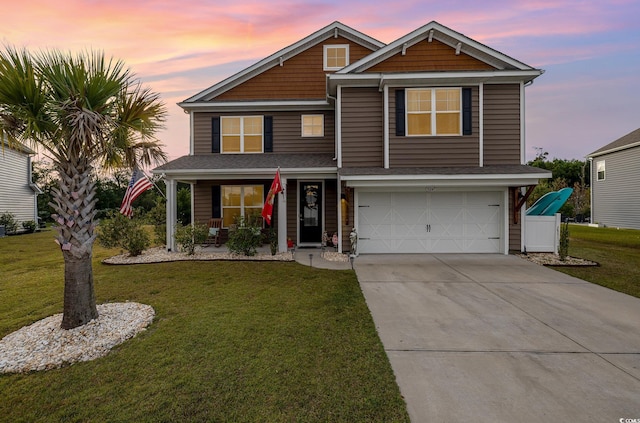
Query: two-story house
154,21,551,254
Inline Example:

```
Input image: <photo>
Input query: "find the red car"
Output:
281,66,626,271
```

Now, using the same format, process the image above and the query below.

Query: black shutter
395,89,405,136
212,117,221,153
211,185,221,218
264,116,273,152
462,88,472,135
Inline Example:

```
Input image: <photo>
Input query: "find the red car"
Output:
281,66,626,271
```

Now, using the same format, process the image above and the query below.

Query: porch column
165,178,177,252
278,175,288,253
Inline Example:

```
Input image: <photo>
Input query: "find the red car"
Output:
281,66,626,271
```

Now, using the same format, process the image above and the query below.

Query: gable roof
589,127,640,158
180,21,385,106
338,21,538,74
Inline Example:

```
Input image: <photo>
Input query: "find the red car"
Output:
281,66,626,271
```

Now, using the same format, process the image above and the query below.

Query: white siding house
0,140,41,231
588,128,640,230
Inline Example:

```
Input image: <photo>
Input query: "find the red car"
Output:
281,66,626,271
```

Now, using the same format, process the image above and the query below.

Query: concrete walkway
353,254,640,422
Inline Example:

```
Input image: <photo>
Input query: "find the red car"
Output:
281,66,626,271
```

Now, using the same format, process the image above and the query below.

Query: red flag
120,170,153,217
261,169,283,225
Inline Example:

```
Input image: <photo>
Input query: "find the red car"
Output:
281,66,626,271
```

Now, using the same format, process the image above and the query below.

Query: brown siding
192,111,334,155
508,188,522,251
324,179,338,237
341,87,383,167
389,88,480,167
286,179,297,244
483,84,521,165
340,184,355,253
216,37,375,100
367,39,495,73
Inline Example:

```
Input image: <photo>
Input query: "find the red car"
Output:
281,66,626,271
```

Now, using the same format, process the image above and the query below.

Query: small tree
226,215,263,256
558,220,569,261
174,222,208,255
98,211,150,257
0,212,18,234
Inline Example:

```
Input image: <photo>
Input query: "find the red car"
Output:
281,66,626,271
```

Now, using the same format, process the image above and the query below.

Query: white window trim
221,116,264,154
323,44,349,71
221,185,264,228
301,114,324,137
596,160,606,181
405,88,462,137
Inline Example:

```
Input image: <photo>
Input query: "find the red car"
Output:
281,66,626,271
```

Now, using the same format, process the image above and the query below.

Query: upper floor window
301,115,324,137
596,160,605,181
221,116,263,153
324,45,349,70
406,88,461,136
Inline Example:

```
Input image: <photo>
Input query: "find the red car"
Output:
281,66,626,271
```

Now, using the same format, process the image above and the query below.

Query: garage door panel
357,191,503,254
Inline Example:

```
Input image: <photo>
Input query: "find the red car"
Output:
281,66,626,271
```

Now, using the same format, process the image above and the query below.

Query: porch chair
207,218,223,247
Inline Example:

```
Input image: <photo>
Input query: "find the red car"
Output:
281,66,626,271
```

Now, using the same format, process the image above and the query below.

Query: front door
299,182,322,244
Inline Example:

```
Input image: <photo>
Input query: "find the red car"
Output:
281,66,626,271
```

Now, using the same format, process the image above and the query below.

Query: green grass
550,224,640,298
0,230,409,423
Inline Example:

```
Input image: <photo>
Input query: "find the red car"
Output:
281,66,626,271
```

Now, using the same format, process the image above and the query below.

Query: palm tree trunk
50,159,99,329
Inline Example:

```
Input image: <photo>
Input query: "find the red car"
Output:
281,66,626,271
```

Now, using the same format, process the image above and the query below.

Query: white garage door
357,191,502,253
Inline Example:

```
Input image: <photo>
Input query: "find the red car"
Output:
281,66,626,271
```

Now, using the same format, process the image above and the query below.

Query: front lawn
550,224,640,298
0,230,409,422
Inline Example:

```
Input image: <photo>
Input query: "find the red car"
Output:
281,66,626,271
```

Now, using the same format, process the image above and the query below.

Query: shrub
226,216,263,256
0,212,18,234
174,222,208,255
558,220,570,261
146,198,167,245
98,211,150,256
21,220,37,233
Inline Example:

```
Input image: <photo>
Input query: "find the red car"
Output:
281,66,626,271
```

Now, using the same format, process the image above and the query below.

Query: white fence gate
524,214,561,253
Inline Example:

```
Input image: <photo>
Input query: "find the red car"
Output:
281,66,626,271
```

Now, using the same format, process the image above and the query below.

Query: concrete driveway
354,254,640,422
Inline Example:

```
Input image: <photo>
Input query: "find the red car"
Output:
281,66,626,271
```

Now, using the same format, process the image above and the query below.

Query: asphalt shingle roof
589,127,640,157
154,153,337,172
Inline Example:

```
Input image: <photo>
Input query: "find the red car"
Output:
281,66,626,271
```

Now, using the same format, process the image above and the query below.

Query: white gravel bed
517,253,598,266
103,247,295,264
0,302,154,374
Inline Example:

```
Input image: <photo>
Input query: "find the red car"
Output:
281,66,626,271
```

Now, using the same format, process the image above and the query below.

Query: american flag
119,170,153,217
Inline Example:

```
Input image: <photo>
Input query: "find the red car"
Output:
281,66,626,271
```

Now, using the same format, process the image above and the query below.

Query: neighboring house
154,21,551,254
0,139,41,230
588,127,640,230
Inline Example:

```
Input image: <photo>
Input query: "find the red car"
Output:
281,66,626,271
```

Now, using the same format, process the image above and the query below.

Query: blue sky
3,0,640,161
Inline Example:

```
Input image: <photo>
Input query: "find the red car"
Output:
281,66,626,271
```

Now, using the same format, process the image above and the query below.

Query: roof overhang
178,99,333,113
339,166,551,188
328,70,543,95
588,140,640,158
155,167,338,182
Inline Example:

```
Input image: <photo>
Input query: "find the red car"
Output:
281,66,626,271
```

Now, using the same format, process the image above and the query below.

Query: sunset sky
3,0,639,162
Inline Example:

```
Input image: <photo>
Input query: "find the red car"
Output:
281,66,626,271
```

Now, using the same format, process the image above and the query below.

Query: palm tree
0,47,167,329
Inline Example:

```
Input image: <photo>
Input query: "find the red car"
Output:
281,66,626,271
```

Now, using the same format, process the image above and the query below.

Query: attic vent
428,30,434,42
402,43,407,56
455,42,462,55
334,28,338,38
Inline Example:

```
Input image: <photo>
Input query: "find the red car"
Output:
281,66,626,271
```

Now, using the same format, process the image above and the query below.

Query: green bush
98,211,150,256
0,212,18,234
146,198,167,245
559,220,569,261
174,222,208,255
226,216,263,256
21,220,37,233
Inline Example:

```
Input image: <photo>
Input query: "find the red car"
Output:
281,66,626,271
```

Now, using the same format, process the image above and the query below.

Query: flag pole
139,169,166,200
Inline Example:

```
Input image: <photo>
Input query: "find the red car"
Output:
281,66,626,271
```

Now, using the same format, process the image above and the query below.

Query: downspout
589,157,594,224
383,80,389,169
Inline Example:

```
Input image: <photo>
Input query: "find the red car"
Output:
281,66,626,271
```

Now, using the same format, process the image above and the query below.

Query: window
221,185,264,227
324,45,349,70
302,115,324,137
406,88,461,136
221,116,263,153
596,160,605,181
